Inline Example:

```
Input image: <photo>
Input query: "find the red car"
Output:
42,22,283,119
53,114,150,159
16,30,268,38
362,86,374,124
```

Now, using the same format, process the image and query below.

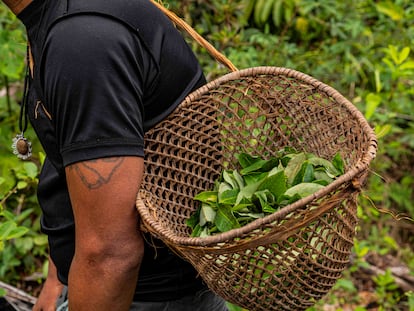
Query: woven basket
136,3,378,310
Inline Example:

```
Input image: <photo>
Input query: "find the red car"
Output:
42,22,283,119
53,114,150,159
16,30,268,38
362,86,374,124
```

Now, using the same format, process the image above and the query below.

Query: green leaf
17,180,28,189
253,189,273,203
374,124,392,139
236,179,264,205
194,191,218,204
237,153,279,175
199,203,217,226
253,190,277,214
14,237,34,254
231,201,252,211
376,2,404,21
262,204,277,214
302,162,315,182
218,188,239,205
239,158,270,175
223,170,238,189
33,234,49,246
215,206,240,232
365,93,382,120
284,152,307,185
386,45,403,65
243,172,268,185
307,156,340,177
235,211,265,219
1,210,15,221
15,208,34,223
292,161,314,186
334,278,357,292
199,226,211,237
313,179,330,186
24,162,38,179
190,224,202,237
284,182,325,198
399,60,414,70
267,165,283,176
232,170,245,189
236,153,261,168
398,47,410,64
218,182,233,193
0,221,29,240
277,193,302,206
259,158,280,172
374,69,382,93
332,153,345,175
0,220,15,240
314,169,334,184
186,207,201,229
257,170,287,200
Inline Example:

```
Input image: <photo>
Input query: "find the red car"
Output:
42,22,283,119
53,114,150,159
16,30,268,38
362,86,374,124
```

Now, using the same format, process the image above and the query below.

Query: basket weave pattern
136,67,377,310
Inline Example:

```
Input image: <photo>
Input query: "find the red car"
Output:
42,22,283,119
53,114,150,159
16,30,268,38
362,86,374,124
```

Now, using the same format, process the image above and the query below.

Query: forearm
33,255,64,311
65,156,145,311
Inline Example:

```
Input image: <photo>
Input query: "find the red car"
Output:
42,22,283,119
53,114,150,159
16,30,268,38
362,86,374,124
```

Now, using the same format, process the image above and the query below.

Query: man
2,0,228,310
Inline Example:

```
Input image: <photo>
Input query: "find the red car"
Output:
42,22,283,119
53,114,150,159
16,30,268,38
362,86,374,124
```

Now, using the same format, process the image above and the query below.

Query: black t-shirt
18,0,206,302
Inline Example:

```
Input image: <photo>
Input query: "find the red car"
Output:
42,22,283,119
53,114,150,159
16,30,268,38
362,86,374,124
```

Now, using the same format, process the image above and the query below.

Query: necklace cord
19,0,48,135
19,46,30,134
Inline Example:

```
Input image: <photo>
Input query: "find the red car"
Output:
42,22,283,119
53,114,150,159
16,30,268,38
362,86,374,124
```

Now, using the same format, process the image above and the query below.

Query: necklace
12,0,48,160
12,46,32,160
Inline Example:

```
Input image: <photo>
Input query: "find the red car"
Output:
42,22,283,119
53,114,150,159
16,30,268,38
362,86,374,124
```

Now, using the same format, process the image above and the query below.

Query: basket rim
137,66,378,247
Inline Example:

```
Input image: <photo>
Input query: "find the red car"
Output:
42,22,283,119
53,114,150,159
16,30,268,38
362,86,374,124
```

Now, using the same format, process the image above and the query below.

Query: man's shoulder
61,0,171,32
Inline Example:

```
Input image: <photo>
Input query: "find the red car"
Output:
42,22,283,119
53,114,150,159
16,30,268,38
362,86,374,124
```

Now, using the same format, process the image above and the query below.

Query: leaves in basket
332,152,345,175
188,148,344,237
258,169,287,199
284,182,325,198
216,206,241,233
199,203,216,227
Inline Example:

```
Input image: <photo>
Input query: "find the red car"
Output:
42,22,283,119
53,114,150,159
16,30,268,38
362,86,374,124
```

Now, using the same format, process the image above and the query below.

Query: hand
33,279,64,311
33,256,65,311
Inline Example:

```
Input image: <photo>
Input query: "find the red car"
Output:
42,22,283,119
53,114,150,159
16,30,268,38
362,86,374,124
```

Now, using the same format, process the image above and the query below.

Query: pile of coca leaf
187,148,345,237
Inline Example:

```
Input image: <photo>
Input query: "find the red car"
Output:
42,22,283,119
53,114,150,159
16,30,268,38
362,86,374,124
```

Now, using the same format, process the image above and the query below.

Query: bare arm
65,156,145,311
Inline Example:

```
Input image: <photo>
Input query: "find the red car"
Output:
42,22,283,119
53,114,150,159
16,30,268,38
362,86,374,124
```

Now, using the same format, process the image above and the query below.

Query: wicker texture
136,66,377,311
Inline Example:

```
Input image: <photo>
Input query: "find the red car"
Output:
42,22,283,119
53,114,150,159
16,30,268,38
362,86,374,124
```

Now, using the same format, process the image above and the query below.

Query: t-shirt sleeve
42,14,151,166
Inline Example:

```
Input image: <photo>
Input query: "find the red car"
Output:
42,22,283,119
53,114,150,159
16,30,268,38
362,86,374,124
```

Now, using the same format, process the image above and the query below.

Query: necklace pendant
12,133,32,160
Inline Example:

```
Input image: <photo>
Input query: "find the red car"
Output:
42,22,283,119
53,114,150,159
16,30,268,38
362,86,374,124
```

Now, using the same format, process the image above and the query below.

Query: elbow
75,233,145,278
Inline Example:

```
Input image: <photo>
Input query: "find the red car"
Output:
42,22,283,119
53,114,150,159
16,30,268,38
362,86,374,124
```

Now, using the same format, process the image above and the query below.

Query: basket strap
150,0,238,72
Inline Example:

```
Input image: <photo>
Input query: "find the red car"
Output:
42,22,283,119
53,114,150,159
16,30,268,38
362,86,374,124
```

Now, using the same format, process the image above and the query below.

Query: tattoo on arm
69,158,125,189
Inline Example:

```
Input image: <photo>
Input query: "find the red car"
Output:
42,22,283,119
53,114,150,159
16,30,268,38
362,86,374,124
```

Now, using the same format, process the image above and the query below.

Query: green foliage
407,291,414,311
189,150,343,237
0,3,47,287
0,151,47,284
373,269,401,310
0,6,26,80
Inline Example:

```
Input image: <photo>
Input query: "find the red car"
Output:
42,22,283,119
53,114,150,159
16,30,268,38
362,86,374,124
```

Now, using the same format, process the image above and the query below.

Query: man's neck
2,0,33,15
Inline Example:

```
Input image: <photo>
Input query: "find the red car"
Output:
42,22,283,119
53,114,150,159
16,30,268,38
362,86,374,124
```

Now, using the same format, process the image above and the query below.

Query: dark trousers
56,287,229,311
